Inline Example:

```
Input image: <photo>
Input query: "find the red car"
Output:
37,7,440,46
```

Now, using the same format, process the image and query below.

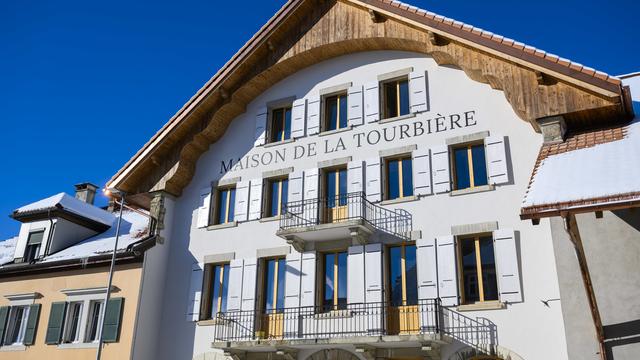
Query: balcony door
261,257,286,339
387,244,419,334
324,168,348,223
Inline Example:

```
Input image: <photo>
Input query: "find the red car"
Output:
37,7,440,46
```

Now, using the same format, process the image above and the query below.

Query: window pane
276,259,286,311
265,259,276,312
270,180,280,217
27,231,44,245
401,158,413,197
324,254,335,310
479,236,499,301
284,108,292,140
338,169,347,205
326,96,338,131
228,188,236,222
384,82,398,119
87,302,102,342
281,179,288,213
271,109,284,142
454,148,471,190
399,80,409,116
338,95,348,129
220,264,230,312
217,190,228,225
405,245,418,305
8,307,25,344
471,144,488,187
337,252,348,309
326,171,337,208
211,265,223,314
389,246,403,306
387,160,400,200
460,239,480,303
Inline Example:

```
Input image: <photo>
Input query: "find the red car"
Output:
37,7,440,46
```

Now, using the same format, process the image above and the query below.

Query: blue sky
1,0,638,240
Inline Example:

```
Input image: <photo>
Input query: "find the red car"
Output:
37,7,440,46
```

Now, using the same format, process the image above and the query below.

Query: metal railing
213,299,440,342
279,192,412,239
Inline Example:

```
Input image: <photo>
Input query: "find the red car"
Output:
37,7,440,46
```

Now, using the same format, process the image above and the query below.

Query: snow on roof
14,193,115,226
522,119,640,209
0,237,18,266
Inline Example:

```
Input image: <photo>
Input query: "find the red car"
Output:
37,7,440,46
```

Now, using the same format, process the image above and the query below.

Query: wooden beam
536,71,557,86
595,211,603,219
428,32,449,46
367,8,384,23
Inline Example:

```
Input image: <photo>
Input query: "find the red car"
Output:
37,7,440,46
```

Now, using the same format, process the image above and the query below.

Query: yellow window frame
270,106,291,143
264,257,285,311
217,187,234,224
457,234,494,304
383,78,408,119
212,264,227,315
323,251,346,310
388,243,415,306
269,178,286,217
323,93,347,131
452,142,485,190
386,156,411,200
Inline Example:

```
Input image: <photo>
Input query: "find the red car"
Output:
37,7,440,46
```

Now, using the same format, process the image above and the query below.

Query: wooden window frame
451,141,488,191
202,262,230,319
384,156,412,200
322,92,348,132
387,243,417,306
262,257,286,313
213,186,235,225
320,251,347,311
268,106,292,143
456,233,497,305
266,177,287,218
381,77,409,120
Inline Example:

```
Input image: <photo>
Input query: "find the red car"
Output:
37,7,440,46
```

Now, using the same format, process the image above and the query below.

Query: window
458,235,498,304
84,300,104,343
323,93,348,131
266,178,288,217
4,306,29,345
322,252,347,310
203,263,230,319
323,168,347,223
264,258,286,313
62,302,83,343
24,230,44,262
386,157,413,200
382,78,409,119
214,187,236,225
452,143,488,190
269,106,292,143
388,244,418,307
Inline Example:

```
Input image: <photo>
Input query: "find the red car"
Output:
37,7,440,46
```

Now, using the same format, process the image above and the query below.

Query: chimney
75,183,98,205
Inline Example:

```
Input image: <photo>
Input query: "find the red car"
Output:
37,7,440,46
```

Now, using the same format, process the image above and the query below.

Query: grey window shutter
248,179,263,220
364,243,382,303
287,170,304,215
0,306,9,345
291,98,307,139
409,71,429,113
347,85,364,127
412,148,432,196
365,157,381,203
102,298,124,343
436,235,458,306
45,302,67,344
241,258,258,312
300,252,316,307
416,238,438,300
485,135,509,185
186,262,204,321
196,187,212,228
255,107,268,146
226,259,244,312
493,229,522,303
306,97,321,135
23,304,41,345
364,81,380,123
234,180,250,222
347,245,365,304
303,169,319,224
284,253,302,338
431,145,451,194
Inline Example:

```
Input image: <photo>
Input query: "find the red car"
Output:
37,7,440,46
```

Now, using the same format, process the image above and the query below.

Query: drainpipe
563,213,607,360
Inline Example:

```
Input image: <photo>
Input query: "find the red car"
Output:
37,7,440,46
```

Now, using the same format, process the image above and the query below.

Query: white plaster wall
13,219,54,260
47,218,98,254
155,51,568,360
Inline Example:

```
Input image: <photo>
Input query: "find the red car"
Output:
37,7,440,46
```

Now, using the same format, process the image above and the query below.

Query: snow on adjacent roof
0,237,18,266
14,193,115,226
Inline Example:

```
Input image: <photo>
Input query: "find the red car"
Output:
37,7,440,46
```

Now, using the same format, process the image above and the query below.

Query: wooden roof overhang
107,0,634,207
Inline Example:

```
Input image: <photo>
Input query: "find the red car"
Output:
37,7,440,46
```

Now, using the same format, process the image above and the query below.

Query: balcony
277,192,412,252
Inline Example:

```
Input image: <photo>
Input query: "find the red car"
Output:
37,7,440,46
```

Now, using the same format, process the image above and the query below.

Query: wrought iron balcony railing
279,192,412,240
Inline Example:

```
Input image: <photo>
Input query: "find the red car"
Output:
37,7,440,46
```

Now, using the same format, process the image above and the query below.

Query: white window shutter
409,71,429,113
431,145,451,194
303,169,319,224
365,157,381,202
291,98,307,139
436,235,458,306
284,253,302,309
248,179,263,220
307,97,321,135
412,148,432,196
288,170,304,215
364,81,380,123
493,229,522,303
196,187,212,228
485,135,509,185
364,243,382,303
254,107,268,146
347,246,365,304
186,262,204,321
416,238,438,300
300,252,316,307
241,258,258,311
234,181,250,222
347,160,364,194
226,259,244,312
347,85,364,127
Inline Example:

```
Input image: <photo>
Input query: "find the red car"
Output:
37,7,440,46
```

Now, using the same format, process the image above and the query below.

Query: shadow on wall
612,209,640,232
441,306,498,354
604,318,640,359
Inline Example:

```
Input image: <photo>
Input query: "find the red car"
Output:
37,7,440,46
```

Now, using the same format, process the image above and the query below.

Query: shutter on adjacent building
300,252,316,307
307,97,321,135
254,107,268,146
347,85,364,127
241,258,258,312
196,187,212,228
234,181,250,222
416,238,438,300
347,245,365,304
248,179,263,220
412,148,432,196
102,298,124,343
436,235,459,306
485,135,509,185
493,228,522,303
291,98,307,139
409,71,429,113
365,158,381,202
226,259,244,312
288,170,304,215
45,302,67,344
186,262,204,321
364,243,383,303
364,81,380,123
0,307,9,345
431,145,451,194
23,304,41,345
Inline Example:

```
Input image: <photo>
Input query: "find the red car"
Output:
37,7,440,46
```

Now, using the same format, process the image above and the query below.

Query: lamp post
95,188,126,360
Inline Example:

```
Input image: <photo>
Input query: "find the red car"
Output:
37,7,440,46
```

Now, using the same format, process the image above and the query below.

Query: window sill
264,138,295,148
449,184,494,197
380,195,418,206
259,215,281,223
457,301,505,312
207,221,238,231
314,309,352,319
379,113,416,124
0,344,26,352
57,342,99,349
198,318,230,326
319,125,353,137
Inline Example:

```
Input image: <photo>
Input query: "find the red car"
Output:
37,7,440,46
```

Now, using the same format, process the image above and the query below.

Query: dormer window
24,230,44,262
